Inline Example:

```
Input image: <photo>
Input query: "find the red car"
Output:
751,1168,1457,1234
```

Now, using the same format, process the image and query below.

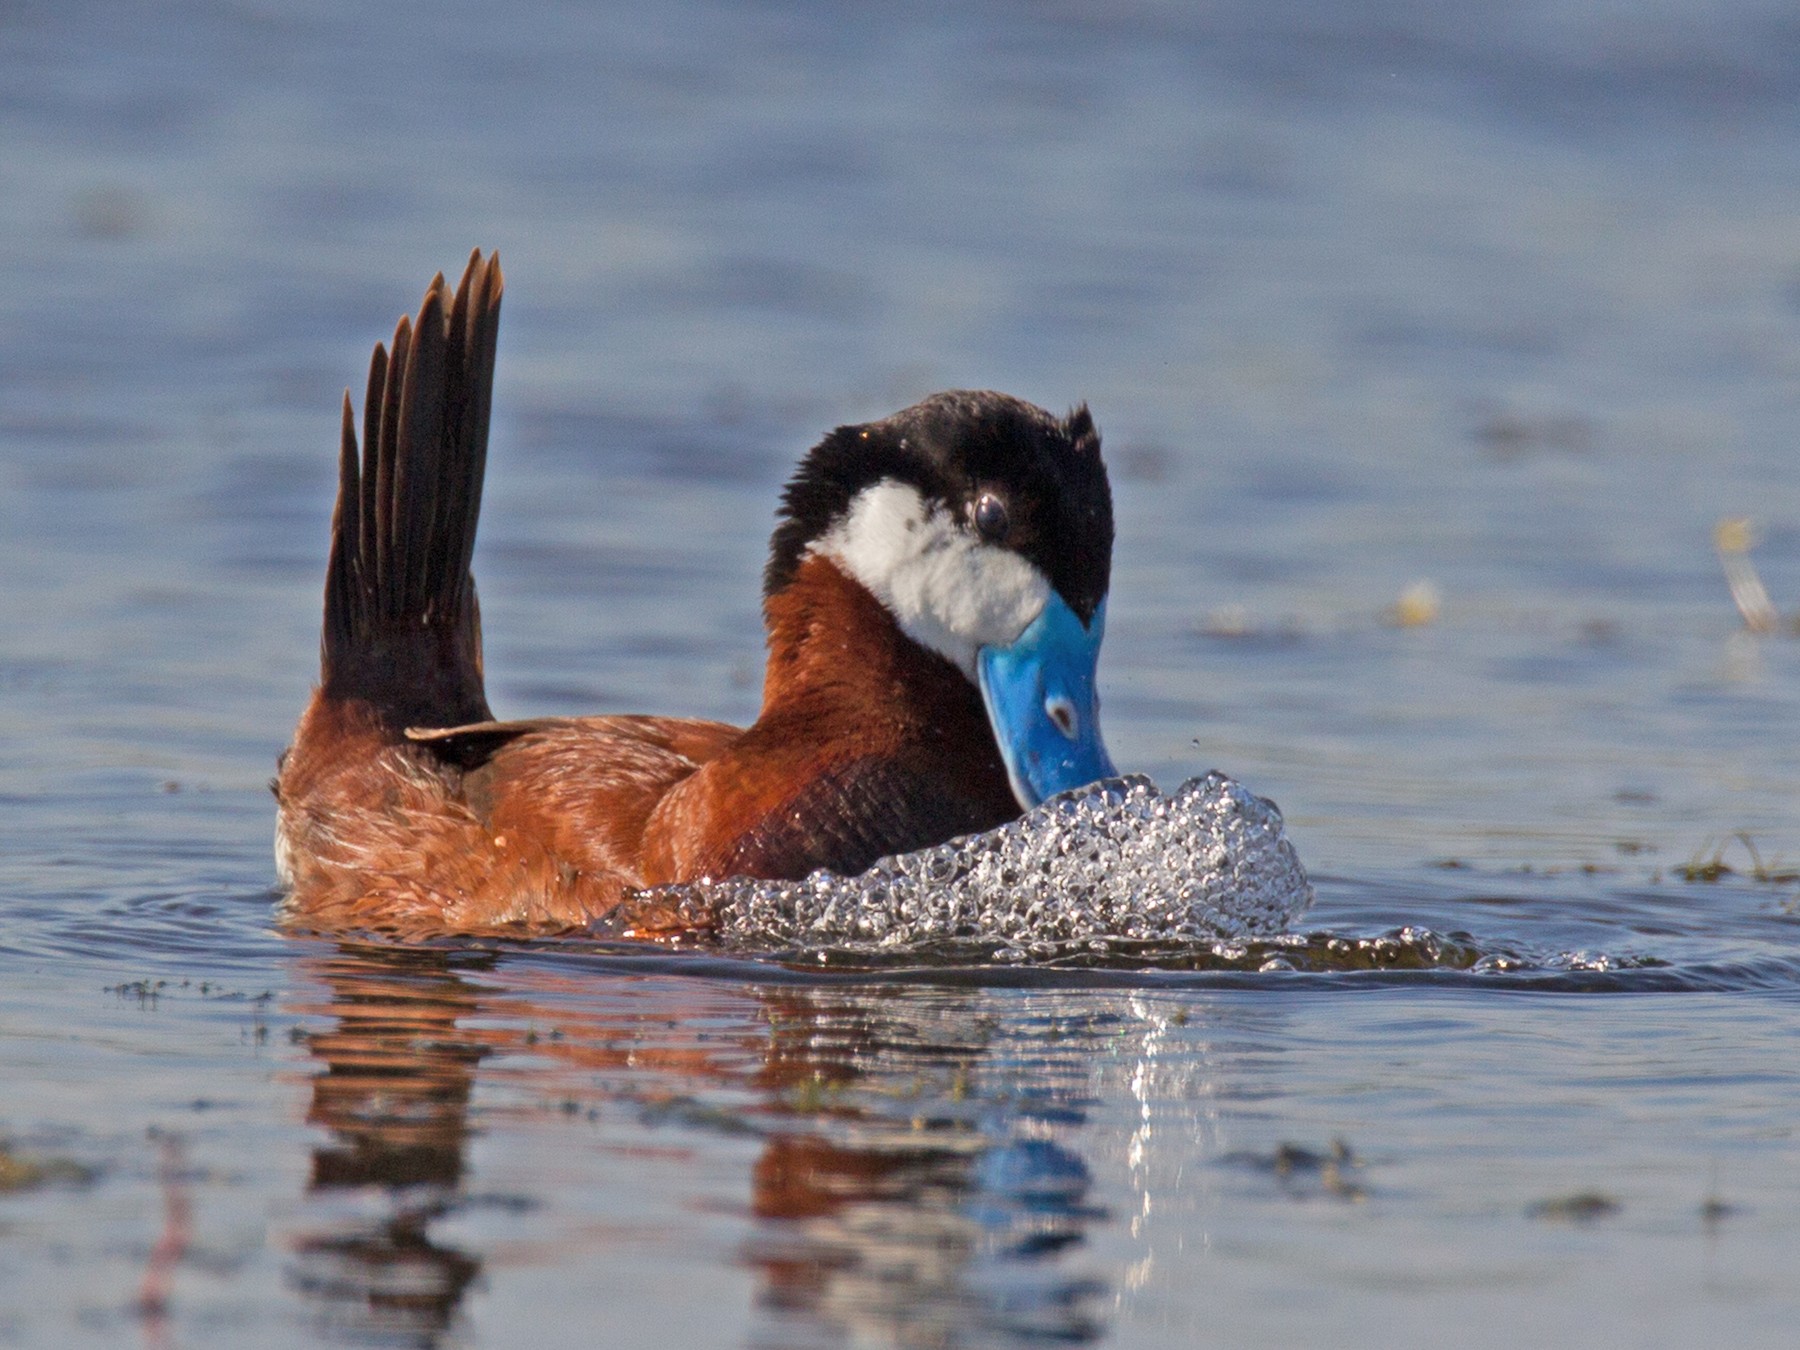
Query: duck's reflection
287,946,1108,1346
288,949,489,1340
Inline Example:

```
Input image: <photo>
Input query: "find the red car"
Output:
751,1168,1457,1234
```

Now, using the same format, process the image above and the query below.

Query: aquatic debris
1222,1138,1365,1202
0,1143,96,1193
630,1091,764,1137
1526,1191,1620,1224
1385,579,1441,628
1201,603,1255,639
1472,408,1592,459
1699,1161,1738,1230
611,773,1312,952
1679,833,1800,885
1197,605,1306,643
107,979,168,1007
1700,1195,1740,1228
1714,517,1779,635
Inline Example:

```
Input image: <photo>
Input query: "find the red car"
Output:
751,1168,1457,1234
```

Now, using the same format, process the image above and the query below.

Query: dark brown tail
320,250,503,731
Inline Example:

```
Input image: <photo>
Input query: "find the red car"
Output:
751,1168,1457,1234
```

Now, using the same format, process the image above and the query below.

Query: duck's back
279,705,744,934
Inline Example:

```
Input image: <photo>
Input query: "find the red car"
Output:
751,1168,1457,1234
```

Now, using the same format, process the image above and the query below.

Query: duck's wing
715,753,1018,882
404,717,559,767
405,715,743,771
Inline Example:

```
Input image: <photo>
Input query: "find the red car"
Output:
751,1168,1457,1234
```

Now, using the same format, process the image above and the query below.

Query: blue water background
3,1,1800,1345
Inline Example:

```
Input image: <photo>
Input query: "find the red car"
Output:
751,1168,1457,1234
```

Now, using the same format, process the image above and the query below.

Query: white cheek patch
810,480,1051,677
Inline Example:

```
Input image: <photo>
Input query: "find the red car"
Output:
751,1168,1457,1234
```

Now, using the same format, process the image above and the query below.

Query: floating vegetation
1526,1191,1621,1224
1385,579,1442,629
1678,833,1800,885
630,1091,764,1137
0,1144,96,1193
1700,1196,1739,1227
1223,1138,1366,1202
1472,407,1593,459
1714,517,1780,635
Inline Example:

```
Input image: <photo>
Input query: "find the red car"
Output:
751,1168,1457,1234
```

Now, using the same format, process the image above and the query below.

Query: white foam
627,773,1312,957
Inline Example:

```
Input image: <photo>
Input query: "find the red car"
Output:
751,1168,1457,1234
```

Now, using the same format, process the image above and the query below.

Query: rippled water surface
6,1,1800,1346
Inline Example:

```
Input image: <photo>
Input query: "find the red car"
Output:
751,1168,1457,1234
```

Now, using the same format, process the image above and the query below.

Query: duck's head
765,389,1117,810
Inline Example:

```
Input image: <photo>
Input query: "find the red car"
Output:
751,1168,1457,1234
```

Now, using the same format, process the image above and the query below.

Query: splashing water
612,773,1312,955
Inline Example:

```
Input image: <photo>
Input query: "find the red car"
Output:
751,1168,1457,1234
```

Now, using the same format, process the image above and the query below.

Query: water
5,0,1800,1344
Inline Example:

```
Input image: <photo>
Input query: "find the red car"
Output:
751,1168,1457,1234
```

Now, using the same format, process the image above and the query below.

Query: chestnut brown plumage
276,252,1105,938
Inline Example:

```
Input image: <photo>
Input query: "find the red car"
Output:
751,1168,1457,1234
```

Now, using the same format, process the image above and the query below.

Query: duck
274,251,1117,936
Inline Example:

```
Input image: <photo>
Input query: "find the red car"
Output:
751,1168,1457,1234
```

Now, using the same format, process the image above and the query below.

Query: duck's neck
758,554,985,736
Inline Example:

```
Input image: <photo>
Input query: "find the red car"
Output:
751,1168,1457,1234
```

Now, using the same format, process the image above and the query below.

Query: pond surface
5,1,1800,1345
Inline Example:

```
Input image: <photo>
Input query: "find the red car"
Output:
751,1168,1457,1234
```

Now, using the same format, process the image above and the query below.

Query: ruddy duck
275,251,1116,935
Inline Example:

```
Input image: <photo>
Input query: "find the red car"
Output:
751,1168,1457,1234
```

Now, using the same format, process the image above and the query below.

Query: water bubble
630,774,1313,955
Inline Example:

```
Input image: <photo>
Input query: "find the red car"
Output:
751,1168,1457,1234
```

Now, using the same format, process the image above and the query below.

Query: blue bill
977,595,1117,809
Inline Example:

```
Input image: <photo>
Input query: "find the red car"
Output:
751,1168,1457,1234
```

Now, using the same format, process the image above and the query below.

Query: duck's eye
973,491,1010,542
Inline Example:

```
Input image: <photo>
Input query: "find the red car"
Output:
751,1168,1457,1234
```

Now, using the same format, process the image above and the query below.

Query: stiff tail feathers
320,249,503,731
